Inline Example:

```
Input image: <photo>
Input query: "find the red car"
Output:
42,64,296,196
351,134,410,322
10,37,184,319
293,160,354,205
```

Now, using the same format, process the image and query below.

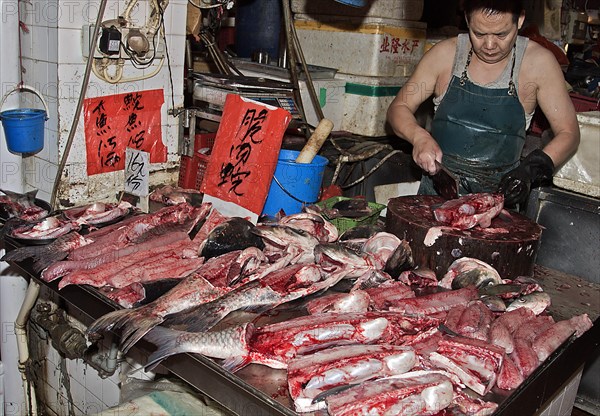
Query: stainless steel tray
4,239,599,416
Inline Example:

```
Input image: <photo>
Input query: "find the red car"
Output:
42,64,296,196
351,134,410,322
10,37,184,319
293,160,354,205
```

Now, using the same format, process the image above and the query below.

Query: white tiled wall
16,0,187,205
536,367,584,416
1,1,187,413
30,287,155,415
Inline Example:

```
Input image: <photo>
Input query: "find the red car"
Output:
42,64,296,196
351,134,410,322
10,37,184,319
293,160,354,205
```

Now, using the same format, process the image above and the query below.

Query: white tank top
433,34,534,129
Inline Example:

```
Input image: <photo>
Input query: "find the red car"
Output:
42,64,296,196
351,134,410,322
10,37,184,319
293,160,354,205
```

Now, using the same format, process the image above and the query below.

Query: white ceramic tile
30,24,50,63
67,376,88,414
57,1,89,30
84,388,107,415
48,26,59,64
57,63,88,99
100,377,121,407
58,28,86,64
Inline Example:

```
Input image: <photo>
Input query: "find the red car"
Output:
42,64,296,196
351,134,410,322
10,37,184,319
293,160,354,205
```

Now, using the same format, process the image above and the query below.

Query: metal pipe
14,280,40,416
50,0,108,210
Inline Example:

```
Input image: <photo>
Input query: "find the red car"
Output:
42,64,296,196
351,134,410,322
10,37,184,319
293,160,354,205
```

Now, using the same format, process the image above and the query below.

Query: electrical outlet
82,24,165,60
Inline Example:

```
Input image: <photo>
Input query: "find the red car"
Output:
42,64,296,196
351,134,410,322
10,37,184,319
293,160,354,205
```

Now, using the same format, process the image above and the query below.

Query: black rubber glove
498,149,555,207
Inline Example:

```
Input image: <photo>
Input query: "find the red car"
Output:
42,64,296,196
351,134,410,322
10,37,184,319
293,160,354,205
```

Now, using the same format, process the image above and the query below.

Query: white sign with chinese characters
124,147,149,197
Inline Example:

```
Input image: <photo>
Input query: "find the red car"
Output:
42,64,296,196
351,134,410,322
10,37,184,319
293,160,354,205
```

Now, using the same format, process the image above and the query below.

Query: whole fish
86,248,262,353
325,371,455,416
506,292,551,315
288,344,418,412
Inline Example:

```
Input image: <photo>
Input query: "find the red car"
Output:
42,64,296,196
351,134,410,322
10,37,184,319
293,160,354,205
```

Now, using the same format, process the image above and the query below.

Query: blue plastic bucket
332,0,367,6
0,85,48,155
262,149,328,217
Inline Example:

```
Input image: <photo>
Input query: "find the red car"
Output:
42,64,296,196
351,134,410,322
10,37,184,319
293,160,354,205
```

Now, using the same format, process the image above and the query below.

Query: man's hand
412,134,443,175
498,149,555,207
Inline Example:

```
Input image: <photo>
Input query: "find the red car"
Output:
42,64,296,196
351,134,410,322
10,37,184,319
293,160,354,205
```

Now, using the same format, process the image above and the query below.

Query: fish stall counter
2,240,599,416
0,197,599,416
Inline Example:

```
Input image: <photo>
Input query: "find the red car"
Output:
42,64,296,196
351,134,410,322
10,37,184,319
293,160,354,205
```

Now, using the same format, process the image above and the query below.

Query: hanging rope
17,0,29,89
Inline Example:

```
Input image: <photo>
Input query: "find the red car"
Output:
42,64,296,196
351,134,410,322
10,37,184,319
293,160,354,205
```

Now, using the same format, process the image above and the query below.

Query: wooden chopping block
385,195,543,280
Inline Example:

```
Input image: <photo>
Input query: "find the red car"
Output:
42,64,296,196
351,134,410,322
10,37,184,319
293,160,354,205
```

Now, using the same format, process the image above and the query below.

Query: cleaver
431,161,459,200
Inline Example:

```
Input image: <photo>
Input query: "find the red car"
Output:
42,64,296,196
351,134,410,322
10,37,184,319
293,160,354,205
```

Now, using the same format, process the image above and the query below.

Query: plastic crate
177,133,215,190
316,196,386,233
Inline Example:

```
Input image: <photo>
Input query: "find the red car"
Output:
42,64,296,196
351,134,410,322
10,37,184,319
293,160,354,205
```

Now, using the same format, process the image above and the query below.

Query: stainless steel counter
4,238,599,416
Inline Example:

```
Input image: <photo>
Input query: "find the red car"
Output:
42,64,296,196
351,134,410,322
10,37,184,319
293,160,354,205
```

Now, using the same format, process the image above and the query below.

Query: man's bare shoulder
522,40,564,80
420,37,457,72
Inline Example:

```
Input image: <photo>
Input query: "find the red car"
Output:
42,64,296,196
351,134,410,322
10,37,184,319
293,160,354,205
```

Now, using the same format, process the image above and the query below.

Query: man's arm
387,40,453,174
530,44,580,168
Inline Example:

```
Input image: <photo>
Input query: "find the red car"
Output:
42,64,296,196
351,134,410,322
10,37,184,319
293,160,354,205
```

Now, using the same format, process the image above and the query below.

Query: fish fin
143,326,186,372
119,313,165,354
221,355,251,373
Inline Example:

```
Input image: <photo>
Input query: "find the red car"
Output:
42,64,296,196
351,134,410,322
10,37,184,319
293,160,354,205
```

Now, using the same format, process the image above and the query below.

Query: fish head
315,243,368,270
452,268,501,290
506,292,551,315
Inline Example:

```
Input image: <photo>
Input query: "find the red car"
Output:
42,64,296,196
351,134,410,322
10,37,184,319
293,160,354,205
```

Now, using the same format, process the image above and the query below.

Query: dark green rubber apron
419,47,526,195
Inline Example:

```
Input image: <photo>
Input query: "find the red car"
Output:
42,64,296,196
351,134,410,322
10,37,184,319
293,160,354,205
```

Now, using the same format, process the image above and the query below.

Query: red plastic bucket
0,85,48,154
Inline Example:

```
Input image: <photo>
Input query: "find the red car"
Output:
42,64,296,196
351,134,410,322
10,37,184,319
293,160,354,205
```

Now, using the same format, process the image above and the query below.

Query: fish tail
143,327,187,372
1,245,44,262
86,308,138,337
32,251,69,274
119,313,164,354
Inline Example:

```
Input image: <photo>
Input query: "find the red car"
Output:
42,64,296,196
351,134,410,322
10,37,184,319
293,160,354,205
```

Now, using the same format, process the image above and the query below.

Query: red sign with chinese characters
83,89,167,176
201,94,292,215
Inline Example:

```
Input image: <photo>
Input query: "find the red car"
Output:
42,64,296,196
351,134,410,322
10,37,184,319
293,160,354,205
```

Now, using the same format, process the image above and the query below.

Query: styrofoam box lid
335,72,410,86
576,110,600,126
294,13,427,29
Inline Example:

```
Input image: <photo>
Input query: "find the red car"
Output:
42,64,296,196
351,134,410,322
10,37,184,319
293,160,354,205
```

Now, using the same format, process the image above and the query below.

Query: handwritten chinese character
125,151,146,191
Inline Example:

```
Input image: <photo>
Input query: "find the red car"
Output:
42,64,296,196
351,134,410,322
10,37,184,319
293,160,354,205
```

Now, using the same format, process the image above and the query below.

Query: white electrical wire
188,0,229,9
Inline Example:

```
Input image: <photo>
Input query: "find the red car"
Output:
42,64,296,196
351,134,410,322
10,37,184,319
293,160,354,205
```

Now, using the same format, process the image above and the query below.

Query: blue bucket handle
0,84,49,120
273,175,319,206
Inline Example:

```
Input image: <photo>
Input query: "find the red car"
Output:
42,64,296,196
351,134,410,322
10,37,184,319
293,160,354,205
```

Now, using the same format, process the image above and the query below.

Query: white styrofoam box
374,181,420,216
336,72,408,137
239,68,346,129
294,14,426,78
554,111,600,197
291,0,424,21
